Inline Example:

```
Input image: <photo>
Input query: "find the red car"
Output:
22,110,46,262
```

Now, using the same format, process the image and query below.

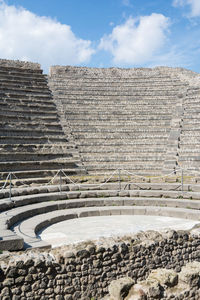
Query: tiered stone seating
1,180,200,251
0,59,85,185
49,66,186,175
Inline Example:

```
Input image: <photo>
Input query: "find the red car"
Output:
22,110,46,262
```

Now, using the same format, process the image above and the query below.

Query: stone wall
0,230,200,299
0,58,41,70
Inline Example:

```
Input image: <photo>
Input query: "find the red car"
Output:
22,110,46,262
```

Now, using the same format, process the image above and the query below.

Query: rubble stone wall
0,230,200,299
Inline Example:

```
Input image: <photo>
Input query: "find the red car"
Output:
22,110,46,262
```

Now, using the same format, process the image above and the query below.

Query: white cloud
0,2,95,72
99,13,170,65
173,0,200,17
122,0,133,7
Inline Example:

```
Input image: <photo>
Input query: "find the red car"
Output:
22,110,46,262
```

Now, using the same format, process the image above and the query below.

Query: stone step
0,81,50,92
178,156,200,161
0,87,52,97
0,122,63,131
182,123,200,128
60,100,175,106
49,74,179,82
0,152,79,162
62,108,173,115
79,146,166,152
85,162,163,170
53,90,179,97
179,148,200,153
0,101,57,112
76,139,168,146
73,133,169,139
66,120,171,127
0,97,56,107
53,86,184,93
0,108,58,117
50,80,184,87
81,156,164,163
0,92,53,101
0,167,85,180
0,159,83,172
0,143,77,153
0,77,48,86
0,113,59,123
0,128,65,137
0,72,43,81
0,67,44,75
0,135,68,145
72,128,169,134
181,132,200,137
55,94,178,100
65,114,172,121
177,162,200,169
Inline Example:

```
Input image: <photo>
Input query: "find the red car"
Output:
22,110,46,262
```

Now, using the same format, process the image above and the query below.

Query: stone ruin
0,59,200,299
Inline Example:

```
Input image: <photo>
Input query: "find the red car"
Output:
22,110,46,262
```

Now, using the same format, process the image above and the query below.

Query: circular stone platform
38,215,199,248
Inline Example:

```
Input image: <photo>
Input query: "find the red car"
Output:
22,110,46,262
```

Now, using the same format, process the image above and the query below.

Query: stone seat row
56,95,177,101
0,102,57,112
49,75,180,82
79,148,166,153
0,92,53,101
75,140,169,147
0,152,78,162
67,120,171,126
0,136,68,145
54,90,179,97
1,182,200,250
0,128,65,137
0,122,63,131
0,158,82,171
0,143,77,152
0,169,84,186
0,76,48,84
53,86,185,92
85,166,163,175
63,108,174,115
71,127,170,133
0,68,43,77
74,134,169,140
0,83,50,92
1,181,196,200
0,114,60,124
1,98,58,108
0,111,61,120
52,78,184,85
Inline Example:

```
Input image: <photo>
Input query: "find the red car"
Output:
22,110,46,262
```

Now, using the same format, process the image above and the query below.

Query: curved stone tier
1,181,200,251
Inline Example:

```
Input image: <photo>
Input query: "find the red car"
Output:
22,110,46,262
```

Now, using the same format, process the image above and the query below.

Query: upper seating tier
0,59,86,185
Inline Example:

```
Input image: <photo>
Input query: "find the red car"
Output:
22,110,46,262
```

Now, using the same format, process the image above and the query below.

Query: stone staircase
49,66,187,175
0,59,86,185
178,87,200,171
158,67,200,173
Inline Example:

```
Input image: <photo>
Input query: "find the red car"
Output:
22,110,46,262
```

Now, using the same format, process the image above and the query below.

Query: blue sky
0,0,200,73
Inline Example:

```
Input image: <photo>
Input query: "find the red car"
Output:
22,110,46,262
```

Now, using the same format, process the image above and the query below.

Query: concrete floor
38,215,199,248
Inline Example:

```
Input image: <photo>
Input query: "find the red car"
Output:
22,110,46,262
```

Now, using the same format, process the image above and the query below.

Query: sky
0,0,200,73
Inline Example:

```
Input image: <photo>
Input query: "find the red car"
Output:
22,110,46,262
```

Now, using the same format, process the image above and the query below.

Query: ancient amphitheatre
0,58,200,299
